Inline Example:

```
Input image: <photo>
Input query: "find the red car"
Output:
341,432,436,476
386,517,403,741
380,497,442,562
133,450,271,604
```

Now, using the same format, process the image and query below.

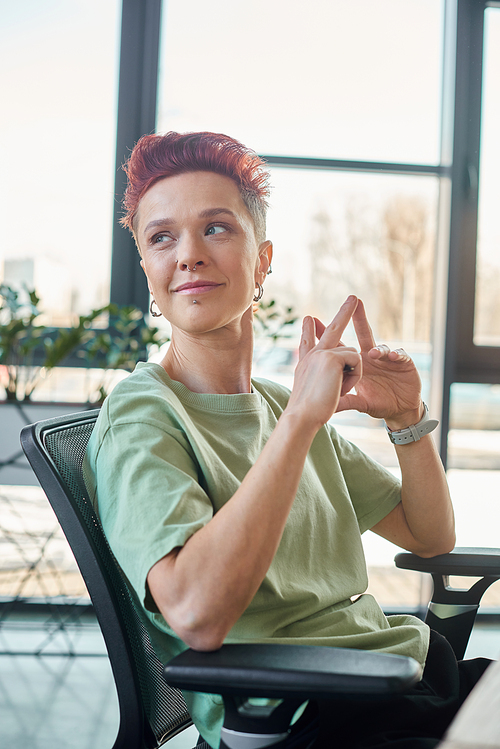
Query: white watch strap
386,403,439,445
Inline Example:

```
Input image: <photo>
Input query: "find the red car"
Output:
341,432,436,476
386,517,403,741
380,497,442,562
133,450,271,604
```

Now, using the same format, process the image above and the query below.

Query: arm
371,429,455,557
148,297,362,651
333,300,455,557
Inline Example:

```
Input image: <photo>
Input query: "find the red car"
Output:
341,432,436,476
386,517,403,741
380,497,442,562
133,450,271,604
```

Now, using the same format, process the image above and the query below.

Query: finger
316,295,358,350
387,347,412,363
368,344,391,360
335,340,352,366
368,345,412,362
340,352,362,395
352,299,376,353
298,316,316,361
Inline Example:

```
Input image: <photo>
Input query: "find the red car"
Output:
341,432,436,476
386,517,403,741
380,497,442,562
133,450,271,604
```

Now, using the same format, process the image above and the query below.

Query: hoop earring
150,299,162,318
253,283,264,302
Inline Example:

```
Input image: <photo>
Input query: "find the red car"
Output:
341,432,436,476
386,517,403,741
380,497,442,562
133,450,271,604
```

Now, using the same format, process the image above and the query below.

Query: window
265,169,438,342
474,6,500,347
155,0,448,592
157,0,443,164
0,0,121,324
2,0,498,611
157,0,443,481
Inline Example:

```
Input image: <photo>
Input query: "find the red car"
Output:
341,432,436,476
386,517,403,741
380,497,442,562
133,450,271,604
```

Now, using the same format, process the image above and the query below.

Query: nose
177,234,207,272
179,259,204,272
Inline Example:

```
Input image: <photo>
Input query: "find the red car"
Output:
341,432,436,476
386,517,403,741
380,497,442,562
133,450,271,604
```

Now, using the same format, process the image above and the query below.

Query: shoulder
105,360,173,404
101,361,184,428
85,362,198,496
88,362,191,461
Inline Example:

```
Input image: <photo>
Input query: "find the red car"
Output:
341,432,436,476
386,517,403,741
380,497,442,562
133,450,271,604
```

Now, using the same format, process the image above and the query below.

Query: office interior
1,1,499,747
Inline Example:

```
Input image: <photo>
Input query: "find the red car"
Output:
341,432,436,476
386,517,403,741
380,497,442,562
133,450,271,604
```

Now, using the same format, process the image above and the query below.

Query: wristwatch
385,403,439,445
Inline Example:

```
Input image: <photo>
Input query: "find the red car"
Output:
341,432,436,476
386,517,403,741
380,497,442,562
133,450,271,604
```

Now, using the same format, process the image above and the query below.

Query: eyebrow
143,208,238,236
199,208,237,220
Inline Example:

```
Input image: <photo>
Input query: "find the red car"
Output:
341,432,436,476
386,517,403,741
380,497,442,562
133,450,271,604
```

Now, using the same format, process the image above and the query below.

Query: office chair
21,410,500,749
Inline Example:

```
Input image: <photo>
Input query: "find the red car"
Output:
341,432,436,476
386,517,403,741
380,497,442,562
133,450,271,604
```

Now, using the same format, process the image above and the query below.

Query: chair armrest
395,547,500,660
394,547,500,577
164,642,421,700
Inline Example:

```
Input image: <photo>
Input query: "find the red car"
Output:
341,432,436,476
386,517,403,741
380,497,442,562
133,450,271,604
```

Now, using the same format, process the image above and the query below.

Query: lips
173,281,222,295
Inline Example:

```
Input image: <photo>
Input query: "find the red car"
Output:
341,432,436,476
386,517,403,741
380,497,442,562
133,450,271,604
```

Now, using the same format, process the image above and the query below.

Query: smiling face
136,171,272,336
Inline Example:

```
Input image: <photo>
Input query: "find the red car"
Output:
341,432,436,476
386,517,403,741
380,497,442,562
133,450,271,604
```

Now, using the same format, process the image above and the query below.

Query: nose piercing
187,262,199,272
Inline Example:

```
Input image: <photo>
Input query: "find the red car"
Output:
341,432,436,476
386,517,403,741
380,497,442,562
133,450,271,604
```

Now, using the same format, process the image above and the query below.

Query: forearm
148,410,318,650
393,434,455,557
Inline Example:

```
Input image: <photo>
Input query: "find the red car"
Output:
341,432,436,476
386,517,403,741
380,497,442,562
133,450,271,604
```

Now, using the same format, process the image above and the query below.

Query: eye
152,232,173,244
205,224,227,236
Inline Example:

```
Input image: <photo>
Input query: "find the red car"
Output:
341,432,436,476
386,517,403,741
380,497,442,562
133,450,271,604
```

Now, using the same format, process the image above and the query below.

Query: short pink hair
121,131,271,242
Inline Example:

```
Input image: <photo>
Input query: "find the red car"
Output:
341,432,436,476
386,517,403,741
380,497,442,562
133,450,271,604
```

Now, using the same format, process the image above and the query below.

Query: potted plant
80,303,169,406
0,284,168,484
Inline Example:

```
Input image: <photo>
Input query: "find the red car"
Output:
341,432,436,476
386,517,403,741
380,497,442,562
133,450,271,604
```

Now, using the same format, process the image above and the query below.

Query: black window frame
110,0,162,313
438,0,500,463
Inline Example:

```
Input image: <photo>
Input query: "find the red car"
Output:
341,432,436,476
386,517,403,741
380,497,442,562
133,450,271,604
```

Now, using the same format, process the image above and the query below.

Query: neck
161,317,254,395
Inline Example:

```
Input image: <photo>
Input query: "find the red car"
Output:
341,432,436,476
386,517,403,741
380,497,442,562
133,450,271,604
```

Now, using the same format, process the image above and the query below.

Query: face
136,171,272,335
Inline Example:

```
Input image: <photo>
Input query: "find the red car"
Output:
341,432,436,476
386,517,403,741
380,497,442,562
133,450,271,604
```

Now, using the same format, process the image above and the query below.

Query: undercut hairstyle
121,131,271,244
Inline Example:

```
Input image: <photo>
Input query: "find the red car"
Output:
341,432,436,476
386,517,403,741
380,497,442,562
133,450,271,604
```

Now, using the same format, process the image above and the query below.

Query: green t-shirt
84,361,429,748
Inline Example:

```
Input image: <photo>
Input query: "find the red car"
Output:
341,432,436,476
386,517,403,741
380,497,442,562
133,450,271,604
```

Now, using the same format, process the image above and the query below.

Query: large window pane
254,167,438,463
474,7,500,346
264,169,438,338
447,381,500,605
157,0,443,164
0,0,121,323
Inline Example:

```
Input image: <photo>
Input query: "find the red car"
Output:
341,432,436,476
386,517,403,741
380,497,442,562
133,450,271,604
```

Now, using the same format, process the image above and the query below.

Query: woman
84,131,486,748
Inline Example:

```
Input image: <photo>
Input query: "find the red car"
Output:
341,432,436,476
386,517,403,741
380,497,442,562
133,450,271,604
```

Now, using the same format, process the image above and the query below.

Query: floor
0,605,200,749
0,606,499,749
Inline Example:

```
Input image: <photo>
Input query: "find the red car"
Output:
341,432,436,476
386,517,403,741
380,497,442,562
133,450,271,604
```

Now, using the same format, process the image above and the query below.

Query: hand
331,299,423,428
287,296,362,430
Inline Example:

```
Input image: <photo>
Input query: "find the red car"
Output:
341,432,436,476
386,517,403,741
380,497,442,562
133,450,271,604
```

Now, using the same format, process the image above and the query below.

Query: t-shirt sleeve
85,412,213,613
327,423,402,533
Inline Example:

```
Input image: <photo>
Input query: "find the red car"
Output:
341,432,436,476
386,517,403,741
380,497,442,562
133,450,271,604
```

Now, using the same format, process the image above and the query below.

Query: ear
140,259,153,295
256,240,273,281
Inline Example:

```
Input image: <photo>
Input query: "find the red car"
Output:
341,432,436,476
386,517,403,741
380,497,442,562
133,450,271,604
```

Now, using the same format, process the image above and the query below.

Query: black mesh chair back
21,410,193,749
